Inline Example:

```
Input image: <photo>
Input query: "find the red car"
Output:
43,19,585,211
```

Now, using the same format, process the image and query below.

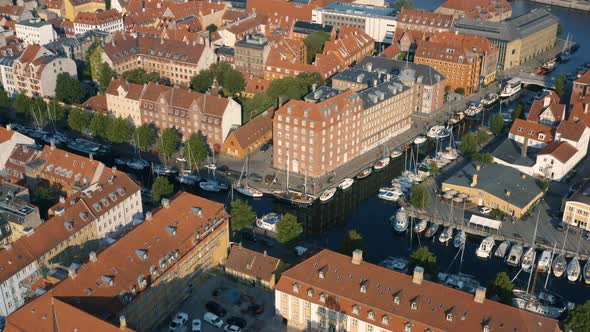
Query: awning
468,215,502,230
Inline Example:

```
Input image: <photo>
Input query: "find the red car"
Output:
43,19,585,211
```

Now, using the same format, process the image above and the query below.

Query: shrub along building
4,192,230,332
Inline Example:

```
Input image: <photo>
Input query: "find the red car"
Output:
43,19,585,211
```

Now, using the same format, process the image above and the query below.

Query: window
368,310,375,320
352,304,360,314
352,318,358,327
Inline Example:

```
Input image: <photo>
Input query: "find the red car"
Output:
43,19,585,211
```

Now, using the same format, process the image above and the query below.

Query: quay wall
528,0,590,11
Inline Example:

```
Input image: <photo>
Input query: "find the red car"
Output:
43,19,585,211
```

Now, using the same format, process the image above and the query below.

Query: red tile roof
74,9,121,25
574,69,590,85
556,119,586,142
227,113,272,149
276,90,362,123
36,145,105,188
398,8,454,29
222,9,249,23
244,77,271,95
225,245,279,283
538,141,578,163
415,31,496,63
276,249,560,332
0,126,15,143
509,119,553,143
527,92,564,124
569,100,590,127
106,79,145,100
439,0,512,20
83,95,108,112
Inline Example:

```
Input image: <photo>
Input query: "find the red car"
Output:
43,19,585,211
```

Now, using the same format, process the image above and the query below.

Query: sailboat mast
286,151,290,191
526,208,542,295
544,242,557,289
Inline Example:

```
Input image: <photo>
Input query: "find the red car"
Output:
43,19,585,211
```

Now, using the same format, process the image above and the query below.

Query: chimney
119,315,127,329
89,251,97,262
162,198,170,208
521,173,526,180
312,83,317,92
521,137,529,158
89,153,94,161
59,195,65,203
412,266,424,285
475,164,481,171
6,124,11,131
351,249,363,265
112,166,117,172
278,96,284,107
68,267,77,279
584,103,588,114
474,287,486,303
50,138,55,149
263,250,267,257
146,211,153,221
505,190,511,196
470,174,478,187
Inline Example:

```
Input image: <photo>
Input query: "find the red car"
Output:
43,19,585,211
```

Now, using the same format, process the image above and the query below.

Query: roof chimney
162,198,170,208
584,103,588,114
543,95,551,108
6,124,11,131
351,249,363,265
263,250,267,257
474,287,486,303
89,251,97,262
412,266,424,285
50,138,55,149
146,211,153,221
521,173,526,180
470,174,478,187
119,315,127,329
68,267,77,279
59,195,66,203
505,190,511,196
521,137,529,158
475,164,481,171
89,153,93,161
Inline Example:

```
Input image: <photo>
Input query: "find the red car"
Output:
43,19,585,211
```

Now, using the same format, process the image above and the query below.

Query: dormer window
404,322,413,332
446,313,454,321
538,133,545,140
382,315,390,325
319,293,327,303
528,130,534,135
352,304,360,315
411,301,418,310
292,283,300,293
394,296,401,305
360,283,367,294
307,288,314,297
518,127,523,132
483,325,490,332
367,310,375,320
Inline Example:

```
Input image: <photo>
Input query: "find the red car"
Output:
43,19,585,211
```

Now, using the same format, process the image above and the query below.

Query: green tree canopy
410,183,429,210
206,23,218,33
134,124,156,151
555,73,566,97
32,186,60,219
55,73,84,104
0,87,10,108
304,31,330,64
220,68,245,96
243,92,274,122
476,128,490,145
512,103,524,120
183,133,209,167
276,213,303,244
67,108,92,132
190,69,215,93
393,0,415,10
408,247,438,279
151,176,174,202
460,132,478,157
487,272,514,304
297,72,325,88
157,127,181,161
489,113,505,135
229,199,255,232
473,152,494,163
106,117,133,143
454,87,466,96
267,76,309,101
565,299,590,331
87,44,103,81
121,68,160,85
341,229,364,255
89,113,111,139
13,94,31,116
97,62,118,94
428,161,440,177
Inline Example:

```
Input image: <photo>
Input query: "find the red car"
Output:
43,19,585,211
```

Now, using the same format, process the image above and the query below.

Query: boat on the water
464,102,483,117
379,257,409,273
512,289,566,319
567,257,581,282
495,241,510,259
378,188,400,202
438,226,453,244
357,167,372,179
199,180,221,192
424,222,439,238
499,78,522,98
426,125,451,139
584,260,590,285
521,247,535,272
374,156,390,170
453,230,466,248
476,237,495,259
538,58,558,75
439,273,480,294
272,190,315,207
390,148,402,159
256,212,281,232
414,135,427,145
392,208,408,233
553,254,567,278
176,174,199,185
235,184,263,198
319,188,337,202
448,111,465,125
481,93,499,107
537,250,552,273
338,178,354,190
414,219,427,234
506,244,523,266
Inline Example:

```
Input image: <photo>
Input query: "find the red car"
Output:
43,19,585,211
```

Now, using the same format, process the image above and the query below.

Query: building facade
571,70,590,104
224,245,280,289
15,19,57,46
435,0,512,22
63,0,105,21
563,180,590,231
73,9,123,35
0,126,35,177
222,112,273,159
105,79,145,126
396,8,454,34
234,34,270,78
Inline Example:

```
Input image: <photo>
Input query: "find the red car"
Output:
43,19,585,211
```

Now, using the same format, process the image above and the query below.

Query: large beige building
454,9,558,70
105,79,145,126
563,181,590,231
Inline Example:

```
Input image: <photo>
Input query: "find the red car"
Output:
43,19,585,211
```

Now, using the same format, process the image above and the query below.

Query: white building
73,9,123,35
15,19,56,46
0,257,40,317
0,55,17,96
312,2,397,43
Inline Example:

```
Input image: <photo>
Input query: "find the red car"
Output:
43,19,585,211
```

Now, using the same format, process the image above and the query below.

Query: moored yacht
583,260,590,284
427,125,451,139
464,102,483,117
499,78,522,98
235,184,263,198
424,222,439,238
521,247,535,272
506,244,523,266
338,178,354,190
476,237,495,259
494,241,510,259
438,226,453,244
413,135,427,145
453,230,466,248
374,156,390,170
481,93,499,107
567,257,581,282
357,167,372,179
512,289,566,319
439,273,480,294
319,188,337,202
414,219,427,234
537,250,552,273
552,254,567,278
256,212,281,232
391,208,408,233
390,148,402,159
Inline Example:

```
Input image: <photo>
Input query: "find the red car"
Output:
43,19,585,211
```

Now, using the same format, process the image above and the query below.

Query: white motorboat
500,78,522,98
205,163,217,170
512,289,566,319
552,254,567,278
319,188,337,202
379,257,409,273
567,257,581,282
391,208,408,233
439,147,459,161
506,244,523,266
374,156,390,170
448,111,465,125
414,219,427,234
439,273,480,294
464,102,483,117
126,159,146,170
256,212,281,233
390,148,402,159
338,178,354,190
521,248,535,272
414,135,427,145
176,174,198,185
481,93,499,107
357,167,372,179
427,125,451,139
235,184,263,198
476,237,495,259
438,226,453,244
495,241,510,259
583,259,590,285
378,189,400,202
114,158,128,165
537,250,552,273
453,230,466,248
199,181,221,192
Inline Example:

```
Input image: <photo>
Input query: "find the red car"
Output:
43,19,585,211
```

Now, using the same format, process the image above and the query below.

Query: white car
169,312,189,331
224,325,241,332
204,312,224,328
192,319,202,332
480,206,492,214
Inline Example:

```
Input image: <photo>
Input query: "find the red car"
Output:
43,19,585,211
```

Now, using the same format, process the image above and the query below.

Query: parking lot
157,271,285,332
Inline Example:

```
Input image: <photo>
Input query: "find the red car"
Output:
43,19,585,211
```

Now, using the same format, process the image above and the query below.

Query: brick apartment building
572,70,590,104
74,8,123,34
396,8,454,34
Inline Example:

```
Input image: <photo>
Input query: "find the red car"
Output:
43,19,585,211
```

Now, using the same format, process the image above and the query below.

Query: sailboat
583,260,590,284
567,257,581,282
414,219,427,234
560,34,572,63
521,247,536,272
537,250,552,273
272,152,315,207
392,207,408,233
424,222,439,238
512,289,567,319
438,226,453,244
494,241,511,259
453,230,465,248
234,156,263,198
506,244,523,266
553,226,569,278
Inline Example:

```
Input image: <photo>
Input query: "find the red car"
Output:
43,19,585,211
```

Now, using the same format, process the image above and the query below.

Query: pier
528,0,590,12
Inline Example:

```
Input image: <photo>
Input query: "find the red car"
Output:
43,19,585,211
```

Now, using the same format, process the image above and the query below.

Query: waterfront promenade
529,0,590,11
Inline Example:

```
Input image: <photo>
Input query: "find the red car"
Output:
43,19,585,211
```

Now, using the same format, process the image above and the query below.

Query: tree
220,68,245,96
184,133,209,167
428,161,440,177
341,229,364,255
487,272,514,304
454,87,466,96
13,93,31,116
190,69,215,93
134,124,156,151
303,31,331,64
460,132,478,157
297,72,325,89
67,108,92,132
473,152,494,163
87,44,104,81
243,92,274,122
267,76,310,101
0,88,10,108
151,176,174,202
89,113,111,139
229,199,255,232
106,117,132,143
489,113,505,135
393,0,415,10
512,103,524,120
408,247,438,279
410,183,429,210
276,213,303,244
121,68,160,85
157,128,181,161
97,62,117,93
555,73,567,97
32,186,60,219
564,299,590,331
476,128,490,145
206,23,218,34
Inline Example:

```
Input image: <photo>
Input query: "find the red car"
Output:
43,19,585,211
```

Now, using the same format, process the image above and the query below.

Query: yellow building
63,0,106,21
442,163,544,218
563,182,590,231
225,245,281,289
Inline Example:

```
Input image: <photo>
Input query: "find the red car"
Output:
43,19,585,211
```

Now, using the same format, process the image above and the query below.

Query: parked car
249,173,263,182
191,319,201,332
169,312,189,331
260,144,270,152
479,206,492,214
203,312,224,328
224,325,241,332
226,317,247,328
584,231,590,241
206,301,227,317
553,221,565,231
